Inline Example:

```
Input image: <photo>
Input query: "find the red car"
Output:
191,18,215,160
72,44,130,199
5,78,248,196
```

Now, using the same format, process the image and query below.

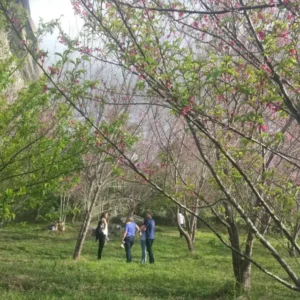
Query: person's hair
126,216,134,223
100,211,108,219
146,211,152,217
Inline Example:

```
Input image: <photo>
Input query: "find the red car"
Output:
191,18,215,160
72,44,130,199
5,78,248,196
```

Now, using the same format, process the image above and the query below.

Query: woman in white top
96,212,108,259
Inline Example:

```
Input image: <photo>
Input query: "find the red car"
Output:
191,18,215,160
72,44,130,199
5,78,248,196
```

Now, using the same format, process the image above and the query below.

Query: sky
30,0,82,57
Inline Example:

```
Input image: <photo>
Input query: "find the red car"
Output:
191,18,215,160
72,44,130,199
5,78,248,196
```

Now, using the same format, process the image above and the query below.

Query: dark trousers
98,233,106,259
146,239,154,263
124,236,135,262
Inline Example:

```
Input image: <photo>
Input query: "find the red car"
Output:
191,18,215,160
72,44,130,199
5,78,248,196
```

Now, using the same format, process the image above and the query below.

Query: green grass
0,225,299,299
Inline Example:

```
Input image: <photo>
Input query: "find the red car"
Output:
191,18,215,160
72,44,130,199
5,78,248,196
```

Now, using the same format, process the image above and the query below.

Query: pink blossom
189,96,195,104
286,133,294,141
290,49,296,55
257,31,266,41
261,124,268,132
262,64,272,73
181,106,191,116
79,47,92,54
72,1,82,15
280,29,289,38
58,36,67,45
287,13,294,20
193,21,199,29
48,66,60,76
217,95,224,101
267,103,279,112
166,82,172,89
258,12,264,20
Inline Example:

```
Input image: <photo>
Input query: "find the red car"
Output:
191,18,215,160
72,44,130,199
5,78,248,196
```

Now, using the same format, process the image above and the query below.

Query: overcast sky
30,0,82,57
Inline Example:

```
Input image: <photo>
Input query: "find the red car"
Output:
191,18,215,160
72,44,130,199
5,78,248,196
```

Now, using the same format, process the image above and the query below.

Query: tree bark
177,220,195,252
176,207,195,252
238,229,255,292
259,211,271,235
73,209,92,259
224,202,254,292
73,182,101,259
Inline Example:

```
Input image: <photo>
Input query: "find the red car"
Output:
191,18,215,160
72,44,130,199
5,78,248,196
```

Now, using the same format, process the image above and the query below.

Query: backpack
95,218,105,241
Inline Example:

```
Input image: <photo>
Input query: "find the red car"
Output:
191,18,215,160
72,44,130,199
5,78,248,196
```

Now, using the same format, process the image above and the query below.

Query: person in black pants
144,211,155,264
121,216,139,262
98,231,106,259
96,212,108,259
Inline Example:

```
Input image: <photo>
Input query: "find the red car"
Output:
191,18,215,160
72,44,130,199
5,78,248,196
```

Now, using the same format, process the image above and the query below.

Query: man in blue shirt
144,211,155,264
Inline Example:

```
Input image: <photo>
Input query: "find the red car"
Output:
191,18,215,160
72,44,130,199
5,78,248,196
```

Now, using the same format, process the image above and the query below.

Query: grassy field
0,224,299,300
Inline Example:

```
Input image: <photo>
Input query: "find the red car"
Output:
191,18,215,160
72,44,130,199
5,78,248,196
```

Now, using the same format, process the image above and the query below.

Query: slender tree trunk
177,220,195,252
72,213,76,224
238,229,255,291
288,225,300,257
73,209,92,259
228,224,253,292
191,198,199,243
224,202,254,291
176,207,195,252
259,211,271,235
73,183,101,259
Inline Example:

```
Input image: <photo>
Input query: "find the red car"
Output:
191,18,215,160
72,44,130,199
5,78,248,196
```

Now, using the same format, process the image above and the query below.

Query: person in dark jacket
96,212,108,259
144,211,155,264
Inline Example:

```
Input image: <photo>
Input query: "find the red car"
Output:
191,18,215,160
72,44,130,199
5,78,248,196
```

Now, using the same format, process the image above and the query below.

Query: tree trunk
177,221,195,252
191,198,199,243
73,209,92,259
73,183,100,259
259,211,271,235
176,207,195,252
288,226,300,257
237,229,255,292
224,202,254,292
238,260,252,292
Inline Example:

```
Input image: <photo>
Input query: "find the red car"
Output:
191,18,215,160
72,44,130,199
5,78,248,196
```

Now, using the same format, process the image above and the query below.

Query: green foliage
0,54,86,221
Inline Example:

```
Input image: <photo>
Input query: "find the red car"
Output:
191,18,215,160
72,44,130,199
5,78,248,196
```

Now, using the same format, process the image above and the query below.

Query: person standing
144,211,155,264
178,212,185,238
96,212,108,260
139,224,147,264
121,216,139,263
